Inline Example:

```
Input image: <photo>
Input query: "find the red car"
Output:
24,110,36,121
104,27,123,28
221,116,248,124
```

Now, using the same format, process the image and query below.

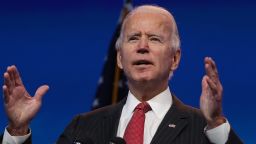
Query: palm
200,79,222,121
5,86,41,127
200,57,223,124
3,65,49,130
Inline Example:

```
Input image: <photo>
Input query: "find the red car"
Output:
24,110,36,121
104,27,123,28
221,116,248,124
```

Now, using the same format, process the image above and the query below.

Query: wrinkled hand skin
200,57,226,129
3,65,49,135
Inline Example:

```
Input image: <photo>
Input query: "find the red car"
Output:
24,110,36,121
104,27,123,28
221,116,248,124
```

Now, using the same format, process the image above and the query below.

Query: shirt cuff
2,127,31,144
205,120,231,144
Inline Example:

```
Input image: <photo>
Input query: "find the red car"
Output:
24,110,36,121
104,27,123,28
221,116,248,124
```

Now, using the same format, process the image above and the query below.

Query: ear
170,49,181,71
117,50,123,69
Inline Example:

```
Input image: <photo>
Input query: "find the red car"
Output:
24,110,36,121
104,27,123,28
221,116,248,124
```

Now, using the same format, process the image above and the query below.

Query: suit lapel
102,98,126,140
151,96,190,144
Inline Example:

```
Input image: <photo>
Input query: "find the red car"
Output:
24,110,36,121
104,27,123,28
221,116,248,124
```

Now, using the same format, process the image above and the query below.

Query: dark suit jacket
1,96,242,144
56,96,243,144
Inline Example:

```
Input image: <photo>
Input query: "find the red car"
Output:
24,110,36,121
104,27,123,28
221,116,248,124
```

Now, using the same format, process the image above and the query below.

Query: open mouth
133,60,153,65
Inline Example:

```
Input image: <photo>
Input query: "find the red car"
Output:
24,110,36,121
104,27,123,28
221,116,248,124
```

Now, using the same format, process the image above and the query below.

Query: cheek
120,47,134,62
157,51,173,70
119,53,131,70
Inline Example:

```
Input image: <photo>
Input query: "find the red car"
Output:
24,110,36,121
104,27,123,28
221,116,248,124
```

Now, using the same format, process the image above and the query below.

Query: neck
128,80,169,101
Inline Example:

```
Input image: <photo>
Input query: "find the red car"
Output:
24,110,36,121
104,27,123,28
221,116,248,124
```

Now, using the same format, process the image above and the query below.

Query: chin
133,75,154,82
126,70,156,82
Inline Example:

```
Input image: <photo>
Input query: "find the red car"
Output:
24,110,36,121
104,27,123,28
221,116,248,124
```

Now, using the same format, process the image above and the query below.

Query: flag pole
112,1,133,104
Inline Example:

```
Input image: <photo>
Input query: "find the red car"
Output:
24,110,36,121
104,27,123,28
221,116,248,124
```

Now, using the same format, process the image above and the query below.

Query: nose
137,37,149,54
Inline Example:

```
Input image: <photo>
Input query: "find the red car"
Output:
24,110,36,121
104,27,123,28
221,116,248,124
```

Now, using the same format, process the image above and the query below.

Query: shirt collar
124,87,173,119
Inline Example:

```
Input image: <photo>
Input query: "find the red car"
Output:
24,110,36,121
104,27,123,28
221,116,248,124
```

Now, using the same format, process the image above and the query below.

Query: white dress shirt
2,87,230,144
2,128,30,144
116,87,230,144
117,87,173,144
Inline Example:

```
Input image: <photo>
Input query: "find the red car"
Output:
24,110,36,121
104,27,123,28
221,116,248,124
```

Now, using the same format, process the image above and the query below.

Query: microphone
109,137,126,144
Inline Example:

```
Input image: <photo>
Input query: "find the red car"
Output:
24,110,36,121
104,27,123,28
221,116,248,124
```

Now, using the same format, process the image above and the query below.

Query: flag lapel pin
168,123,176,128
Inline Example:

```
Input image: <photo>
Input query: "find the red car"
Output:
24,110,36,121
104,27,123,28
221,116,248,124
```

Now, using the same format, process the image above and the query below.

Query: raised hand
2,65,49,135
200,57,225,129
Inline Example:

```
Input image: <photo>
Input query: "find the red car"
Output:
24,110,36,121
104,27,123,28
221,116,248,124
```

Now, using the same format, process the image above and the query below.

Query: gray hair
115,5,181,52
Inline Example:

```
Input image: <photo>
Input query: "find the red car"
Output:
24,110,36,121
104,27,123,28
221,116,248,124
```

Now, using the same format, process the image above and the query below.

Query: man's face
117,11,180,85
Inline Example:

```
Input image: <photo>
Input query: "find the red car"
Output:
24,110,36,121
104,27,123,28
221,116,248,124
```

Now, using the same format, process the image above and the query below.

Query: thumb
34,85,49,101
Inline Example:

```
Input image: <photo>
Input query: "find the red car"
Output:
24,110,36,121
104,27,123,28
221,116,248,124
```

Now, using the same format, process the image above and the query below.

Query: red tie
124,102,151,144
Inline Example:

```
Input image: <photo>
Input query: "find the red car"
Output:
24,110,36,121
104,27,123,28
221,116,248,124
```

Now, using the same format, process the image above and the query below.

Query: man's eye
128,36,139,41
150,37,161,42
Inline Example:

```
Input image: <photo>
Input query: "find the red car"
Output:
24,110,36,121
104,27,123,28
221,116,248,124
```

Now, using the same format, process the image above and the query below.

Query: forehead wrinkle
129,5,173,20
124,6,174,28
124,9,173,37
133,21,171,41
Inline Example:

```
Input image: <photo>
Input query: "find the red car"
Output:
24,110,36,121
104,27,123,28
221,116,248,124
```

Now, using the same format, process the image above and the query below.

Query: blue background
0,0,255,143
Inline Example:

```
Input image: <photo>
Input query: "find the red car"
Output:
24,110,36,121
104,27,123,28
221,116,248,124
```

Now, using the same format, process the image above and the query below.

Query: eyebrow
147,33,162,38
127,32,141,38
127,32,163,38
146,33,165,41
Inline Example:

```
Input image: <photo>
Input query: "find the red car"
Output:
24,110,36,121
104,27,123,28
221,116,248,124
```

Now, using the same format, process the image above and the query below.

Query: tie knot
135,102,151,113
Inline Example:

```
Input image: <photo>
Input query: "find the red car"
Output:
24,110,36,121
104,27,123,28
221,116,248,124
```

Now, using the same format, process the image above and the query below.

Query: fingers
3,65,23,91
7,65,23,86
3,85,10,103
3,65,19,104
3,65,25,104
4,65,21,88
34,85,49,101
201,76,213,99
7,66,16,88
4,72,12,94
201,57,224,123
203,75,222,101
204,57,221,89
12,65,23,86
201,76,223,123
201,76,208,93
203,57,223,100
204,57,219,83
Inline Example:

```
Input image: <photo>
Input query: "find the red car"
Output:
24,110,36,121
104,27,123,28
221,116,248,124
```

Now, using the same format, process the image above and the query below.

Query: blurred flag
92,0,133,109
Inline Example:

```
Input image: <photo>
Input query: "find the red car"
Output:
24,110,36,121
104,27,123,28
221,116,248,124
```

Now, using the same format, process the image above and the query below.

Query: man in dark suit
2,5,242,144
